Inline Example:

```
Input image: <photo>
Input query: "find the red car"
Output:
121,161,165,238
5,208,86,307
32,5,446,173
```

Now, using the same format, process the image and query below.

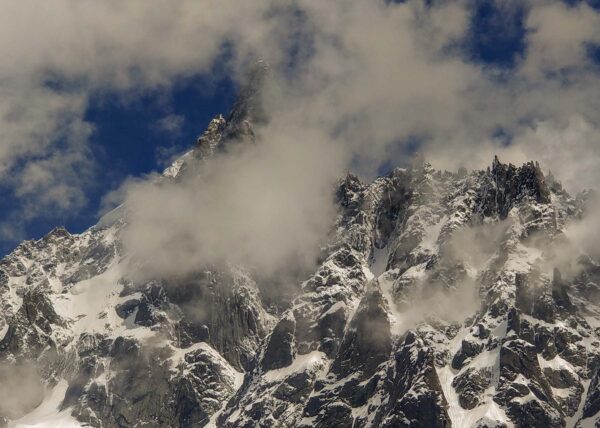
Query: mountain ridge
1,95,600,427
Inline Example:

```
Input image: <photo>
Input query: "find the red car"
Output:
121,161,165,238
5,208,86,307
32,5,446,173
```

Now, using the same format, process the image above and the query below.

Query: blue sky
0,75,237,255
1,0,600,256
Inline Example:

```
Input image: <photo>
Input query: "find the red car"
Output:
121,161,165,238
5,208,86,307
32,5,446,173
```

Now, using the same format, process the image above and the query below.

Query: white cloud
0,0,275,232
122,123,344,279
523,1,600,78
2,0,600,268
154,114,185,135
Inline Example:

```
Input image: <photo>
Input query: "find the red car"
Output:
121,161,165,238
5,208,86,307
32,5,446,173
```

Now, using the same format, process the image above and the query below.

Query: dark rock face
0,287,64,359
330,286,391,380
452,367,493,409
551,268,574,312
316,302,347,356
484,156,551,219
314,402,354,427
273,371,313,403
297,285,392,427
221,61,271,142
68,337,239,428
372,170,413,251
261,314,296,371
166,270,270,371
115,298,141,319
497,339,555,405
452,338,484,370
544,366,583,416
583,368,600,419
375,332,451,428
337,173,365,219
293,244,368,356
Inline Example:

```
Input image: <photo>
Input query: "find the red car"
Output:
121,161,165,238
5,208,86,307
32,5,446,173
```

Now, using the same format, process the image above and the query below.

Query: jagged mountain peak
222,59,273,142
162,62,273,180
2,114,600,428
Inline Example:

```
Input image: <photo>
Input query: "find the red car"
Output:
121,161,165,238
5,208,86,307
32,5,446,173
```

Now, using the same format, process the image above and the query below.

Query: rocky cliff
1,75,600,427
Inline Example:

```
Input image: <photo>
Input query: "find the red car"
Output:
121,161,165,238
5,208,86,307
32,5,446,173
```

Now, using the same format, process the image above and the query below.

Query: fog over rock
2,92,600,426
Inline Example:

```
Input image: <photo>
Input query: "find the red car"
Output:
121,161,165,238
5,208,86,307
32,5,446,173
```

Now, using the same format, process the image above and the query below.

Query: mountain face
2,84,600,428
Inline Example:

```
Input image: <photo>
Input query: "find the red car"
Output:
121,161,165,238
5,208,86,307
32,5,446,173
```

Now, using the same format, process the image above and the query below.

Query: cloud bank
121,123,344,279
2,0,600,273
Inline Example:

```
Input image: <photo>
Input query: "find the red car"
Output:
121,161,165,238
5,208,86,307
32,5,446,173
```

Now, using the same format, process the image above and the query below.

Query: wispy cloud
154,114,185,135
2,0,600,266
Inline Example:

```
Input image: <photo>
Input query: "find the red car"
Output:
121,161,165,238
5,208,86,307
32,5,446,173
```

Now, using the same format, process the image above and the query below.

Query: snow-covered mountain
2,69,600,427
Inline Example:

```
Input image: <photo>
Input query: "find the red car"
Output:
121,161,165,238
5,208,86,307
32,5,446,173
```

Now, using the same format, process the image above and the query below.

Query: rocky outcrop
483,156,551,219
330,286,391,380
0,287,65,360
375,332,451,428
68,339,239,428
261,314,296,371
2,128,600,428
166,269,272,371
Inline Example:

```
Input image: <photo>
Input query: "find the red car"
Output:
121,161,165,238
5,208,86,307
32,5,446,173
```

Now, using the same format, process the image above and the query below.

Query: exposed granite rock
330,285,391,380
452,367,493,409
261,314,296,371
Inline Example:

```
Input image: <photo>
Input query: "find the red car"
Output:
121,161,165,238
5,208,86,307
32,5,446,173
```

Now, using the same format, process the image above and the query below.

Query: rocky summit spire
163,61,273,179
488,155,551,218
221,60,273,142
